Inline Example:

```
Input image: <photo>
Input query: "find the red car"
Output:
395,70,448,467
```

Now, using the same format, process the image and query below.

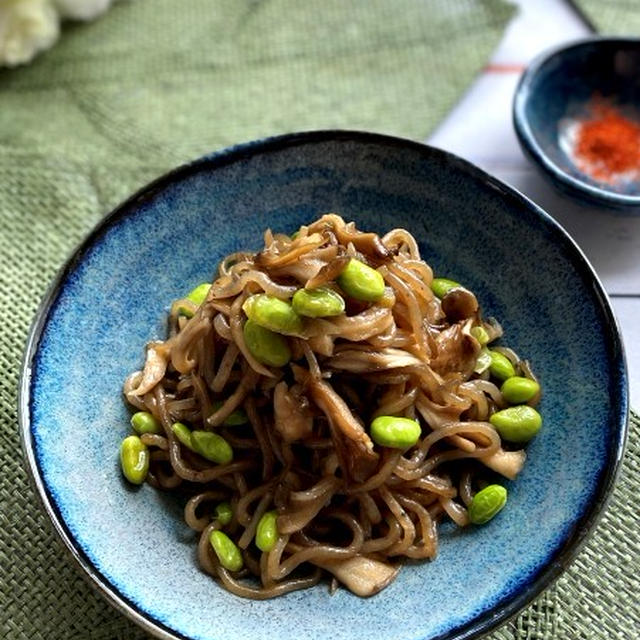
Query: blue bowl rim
513,36,640,207
18,129,629,640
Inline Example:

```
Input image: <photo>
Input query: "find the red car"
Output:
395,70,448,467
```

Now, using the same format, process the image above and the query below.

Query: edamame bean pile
121,214,542,598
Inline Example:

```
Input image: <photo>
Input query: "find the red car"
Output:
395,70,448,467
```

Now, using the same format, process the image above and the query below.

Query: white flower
53,0,114,22
0,0,60,67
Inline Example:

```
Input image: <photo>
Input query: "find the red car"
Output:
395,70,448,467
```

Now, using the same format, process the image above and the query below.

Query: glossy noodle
121,214,542,598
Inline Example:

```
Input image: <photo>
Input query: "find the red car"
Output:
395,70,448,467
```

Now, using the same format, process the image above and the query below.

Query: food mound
119,214,542,598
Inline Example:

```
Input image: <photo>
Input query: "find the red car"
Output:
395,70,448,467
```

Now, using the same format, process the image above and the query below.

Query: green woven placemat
571,0,640,34
1,0,637,638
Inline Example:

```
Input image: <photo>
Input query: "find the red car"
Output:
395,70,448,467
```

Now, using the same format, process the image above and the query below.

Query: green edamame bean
209,530,244,572
337,259,385,302
171,422,194,449
370,416,421,449
490,405,542,442
187,283,211,306
243,319,291,367
242,294,303,335
191,430,234,464
501,376,540,404
468,484,507,525
178,283,211,317
255,510,279,552
474,347,492,374
431,278,461,299
212,400,248,426
130,411,162,435
471,326,490,346
120,435,149,485
215,502,233,526
292,287,345,318
489,350,516,381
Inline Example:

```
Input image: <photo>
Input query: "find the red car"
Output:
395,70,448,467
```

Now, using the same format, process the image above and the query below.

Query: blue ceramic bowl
20,131,628,640
513,37,640,209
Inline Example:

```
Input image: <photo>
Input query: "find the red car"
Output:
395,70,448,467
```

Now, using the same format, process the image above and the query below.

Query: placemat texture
1,0,636,638
571,0,640,34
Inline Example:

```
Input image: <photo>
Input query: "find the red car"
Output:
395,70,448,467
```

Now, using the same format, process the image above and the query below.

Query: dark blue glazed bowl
513,37,640,209
20,131,628,640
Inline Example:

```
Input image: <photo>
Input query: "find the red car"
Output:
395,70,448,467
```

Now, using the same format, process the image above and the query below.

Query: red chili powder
573,102,640,183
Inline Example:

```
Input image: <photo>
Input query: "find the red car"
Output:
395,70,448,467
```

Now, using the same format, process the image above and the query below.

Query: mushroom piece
293,365,378,481
315,556,399,597
305,376,375,456
430,319,480,377
328,347,423,373
307,333,335,357
481,448,526,480
441,287,479,323
303,306,394,342
270,258,326,284
131,342,170,396
305,255,350,290
254,232,325,268
273,381,313,443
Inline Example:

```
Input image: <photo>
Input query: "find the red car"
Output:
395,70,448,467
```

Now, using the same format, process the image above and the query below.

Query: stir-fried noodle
122,214,541,598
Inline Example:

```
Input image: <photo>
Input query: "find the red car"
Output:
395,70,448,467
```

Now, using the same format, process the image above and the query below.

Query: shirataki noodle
123,214,540,598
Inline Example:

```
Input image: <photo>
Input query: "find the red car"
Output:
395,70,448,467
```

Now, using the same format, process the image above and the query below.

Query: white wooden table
429,0,640,407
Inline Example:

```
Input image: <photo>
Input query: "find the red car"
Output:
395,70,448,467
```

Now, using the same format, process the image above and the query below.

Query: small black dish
514,37,640,209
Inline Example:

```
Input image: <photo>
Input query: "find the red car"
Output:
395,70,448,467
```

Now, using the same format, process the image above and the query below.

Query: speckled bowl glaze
514,37,640,209
20,131,628,640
